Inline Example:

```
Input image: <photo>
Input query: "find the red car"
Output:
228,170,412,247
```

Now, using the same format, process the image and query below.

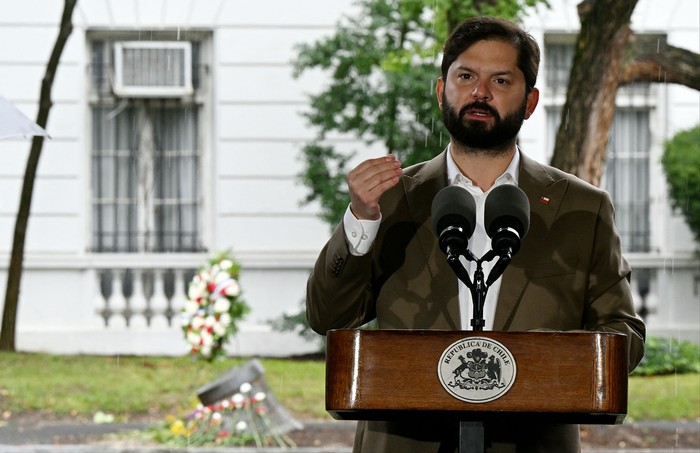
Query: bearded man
306,16,645,453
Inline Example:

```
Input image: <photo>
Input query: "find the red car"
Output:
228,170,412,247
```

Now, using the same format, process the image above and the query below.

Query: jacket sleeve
305,222,377,335
583,191,646,372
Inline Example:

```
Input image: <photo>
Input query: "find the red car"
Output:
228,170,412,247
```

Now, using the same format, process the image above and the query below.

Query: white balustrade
91,260,198,331
129,269,149,328
106,270,128,328
149,270,171,329
171,269,188,316
92,269,108,328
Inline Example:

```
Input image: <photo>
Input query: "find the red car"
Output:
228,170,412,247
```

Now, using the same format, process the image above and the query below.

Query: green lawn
0,352,697,422
628,372,700,421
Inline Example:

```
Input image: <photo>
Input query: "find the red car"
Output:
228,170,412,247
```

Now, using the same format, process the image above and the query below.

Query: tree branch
622,37,700,90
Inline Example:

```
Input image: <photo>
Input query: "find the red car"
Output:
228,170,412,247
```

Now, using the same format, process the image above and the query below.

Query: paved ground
0,418,698,452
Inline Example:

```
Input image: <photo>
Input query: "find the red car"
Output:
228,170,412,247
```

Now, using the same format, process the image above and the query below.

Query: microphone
484,185,530,286
431,185,477,259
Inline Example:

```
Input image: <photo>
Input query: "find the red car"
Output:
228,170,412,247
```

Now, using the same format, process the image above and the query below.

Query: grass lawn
1,352,698,423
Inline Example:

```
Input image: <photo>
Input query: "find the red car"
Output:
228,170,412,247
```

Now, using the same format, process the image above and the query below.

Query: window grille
544,43,574,95
604,109,651,252
89,36,204,254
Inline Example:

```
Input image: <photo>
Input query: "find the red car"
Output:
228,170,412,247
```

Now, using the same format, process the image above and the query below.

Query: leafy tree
294,0,546,226
661,125,700,247
1,0,78,351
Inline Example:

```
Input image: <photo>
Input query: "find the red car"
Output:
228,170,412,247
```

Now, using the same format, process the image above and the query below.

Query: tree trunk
0,0,77,351
549,0,700,186
550,0,638,186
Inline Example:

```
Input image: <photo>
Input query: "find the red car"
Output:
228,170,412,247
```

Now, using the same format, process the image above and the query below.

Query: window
544,39,652,253
544,43,574,97
604,110,651,252
89,35,205,253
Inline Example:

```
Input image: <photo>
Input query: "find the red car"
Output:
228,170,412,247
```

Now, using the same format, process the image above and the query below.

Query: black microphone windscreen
431,185,477,239
484,185,530,238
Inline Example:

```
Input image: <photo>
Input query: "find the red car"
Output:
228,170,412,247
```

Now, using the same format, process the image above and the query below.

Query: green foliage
661,125,700,247
268,300,326,352
294,0,548,226
632,336,700,376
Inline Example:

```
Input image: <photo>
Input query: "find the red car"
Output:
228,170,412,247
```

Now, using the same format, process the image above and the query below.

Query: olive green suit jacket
307,150,645,452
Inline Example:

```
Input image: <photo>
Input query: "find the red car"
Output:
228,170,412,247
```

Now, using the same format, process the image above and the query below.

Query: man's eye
494,78,509,85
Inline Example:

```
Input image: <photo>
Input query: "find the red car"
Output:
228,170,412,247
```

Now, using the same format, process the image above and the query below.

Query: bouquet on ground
162,381,296,448
181,252,250,361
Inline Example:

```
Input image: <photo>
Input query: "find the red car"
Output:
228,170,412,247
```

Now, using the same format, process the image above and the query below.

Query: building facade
0,0,697,357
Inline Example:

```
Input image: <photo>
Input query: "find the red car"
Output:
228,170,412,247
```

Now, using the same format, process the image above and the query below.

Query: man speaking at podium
306,16,645,453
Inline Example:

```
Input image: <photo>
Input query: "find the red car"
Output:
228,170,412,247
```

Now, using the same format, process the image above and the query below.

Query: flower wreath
181,252,250,360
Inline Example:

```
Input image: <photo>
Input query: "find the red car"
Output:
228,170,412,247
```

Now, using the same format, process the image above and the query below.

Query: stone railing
86,253,205,330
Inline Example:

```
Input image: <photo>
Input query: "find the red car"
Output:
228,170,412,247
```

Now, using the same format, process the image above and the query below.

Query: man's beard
441,93,527,154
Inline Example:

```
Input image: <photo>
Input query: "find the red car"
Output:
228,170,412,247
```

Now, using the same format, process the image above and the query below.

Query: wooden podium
325,329,629,452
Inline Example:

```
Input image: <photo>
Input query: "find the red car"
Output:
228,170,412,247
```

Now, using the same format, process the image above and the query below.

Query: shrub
632,336,700,376
661,125,700,247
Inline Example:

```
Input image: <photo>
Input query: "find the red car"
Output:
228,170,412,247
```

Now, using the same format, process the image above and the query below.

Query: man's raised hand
346,155,402,221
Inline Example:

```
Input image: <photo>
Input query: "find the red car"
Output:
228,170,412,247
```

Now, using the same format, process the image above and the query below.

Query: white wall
0,0,697,355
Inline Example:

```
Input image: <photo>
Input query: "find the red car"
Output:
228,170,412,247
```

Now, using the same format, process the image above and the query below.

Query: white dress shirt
343,146,521,330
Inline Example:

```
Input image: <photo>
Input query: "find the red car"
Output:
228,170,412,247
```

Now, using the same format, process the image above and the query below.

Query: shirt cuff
343,204,381,256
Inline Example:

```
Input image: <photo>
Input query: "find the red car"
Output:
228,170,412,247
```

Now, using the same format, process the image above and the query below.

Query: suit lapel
493,154,569,330
401,150,462,328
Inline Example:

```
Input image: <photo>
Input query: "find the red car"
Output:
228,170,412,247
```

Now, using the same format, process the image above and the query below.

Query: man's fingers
348,156,401,188
347,155,402,220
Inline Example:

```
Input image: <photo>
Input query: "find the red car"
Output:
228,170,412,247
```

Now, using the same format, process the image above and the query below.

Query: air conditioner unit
113,41,193,97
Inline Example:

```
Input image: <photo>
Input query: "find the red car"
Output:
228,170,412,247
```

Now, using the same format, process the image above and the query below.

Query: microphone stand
445,248,508,332
446,247,513,453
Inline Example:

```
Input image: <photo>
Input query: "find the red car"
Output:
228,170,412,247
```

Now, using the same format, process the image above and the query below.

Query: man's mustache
459,102,500,120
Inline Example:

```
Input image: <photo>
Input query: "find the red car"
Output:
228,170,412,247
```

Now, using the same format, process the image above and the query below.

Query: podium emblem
437,337,517,403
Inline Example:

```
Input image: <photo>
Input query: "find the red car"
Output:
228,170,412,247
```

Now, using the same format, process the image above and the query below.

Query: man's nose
472,80,491,101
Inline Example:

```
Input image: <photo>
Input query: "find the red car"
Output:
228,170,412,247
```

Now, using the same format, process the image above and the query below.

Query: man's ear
525,87,539,119
436,77,445,111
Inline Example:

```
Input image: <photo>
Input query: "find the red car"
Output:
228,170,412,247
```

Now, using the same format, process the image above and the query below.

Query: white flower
223,280,240,297
235,420,248,431
214,298,231,313
239,382,252,394
187,331,200,345
191,316,205,330
214,271,230,284
188,281,207,300
232,393,244,408
183,300,199,315
253,392,266,402
212,412,222,421
200,331,214,346
181,253,246,360
213,324,227,337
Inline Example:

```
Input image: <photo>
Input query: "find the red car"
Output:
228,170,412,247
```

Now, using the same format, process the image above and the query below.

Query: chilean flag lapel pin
538,196,550,205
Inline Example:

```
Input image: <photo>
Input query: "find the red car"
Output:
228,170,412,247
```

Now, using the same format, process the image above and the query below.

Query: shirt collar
446,144,520,191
